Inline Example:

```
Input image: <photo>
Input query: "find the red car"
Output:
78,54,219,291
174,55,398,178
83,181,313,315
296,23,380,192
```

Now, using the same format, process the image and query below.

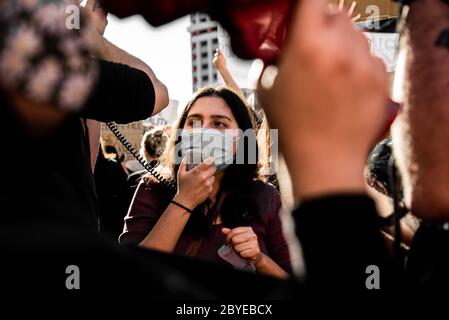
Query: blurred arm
213,49,244,96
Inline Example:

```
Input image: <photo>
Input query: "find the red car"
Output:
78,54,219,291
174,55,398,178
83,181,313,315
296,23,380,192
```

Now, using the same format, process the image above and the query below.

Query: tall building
187,13,220,91
188,12,256,100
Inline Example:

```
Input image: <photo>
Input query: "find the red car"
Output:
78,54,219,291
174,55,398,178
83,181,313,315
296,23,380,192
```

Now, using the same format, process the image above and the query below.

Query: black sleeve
80,59,155,124
293,194,393,295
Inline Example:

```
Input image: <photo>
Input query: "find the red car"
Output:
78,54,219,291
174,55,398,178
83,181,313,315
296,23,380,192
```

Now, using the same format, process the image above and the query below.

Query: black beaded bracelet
171,200,194,214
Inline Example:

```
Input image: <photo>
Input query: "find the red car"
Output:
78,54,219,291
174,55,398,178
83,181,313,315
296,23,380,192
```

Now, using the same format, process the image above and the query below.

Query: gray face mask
180,129,238,171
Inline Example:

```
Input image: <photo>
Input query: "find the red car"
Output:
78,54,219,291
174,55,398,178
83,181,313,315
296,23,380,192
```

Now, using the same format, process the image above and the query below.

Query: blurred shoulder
249,179,282,213
250,179,280,196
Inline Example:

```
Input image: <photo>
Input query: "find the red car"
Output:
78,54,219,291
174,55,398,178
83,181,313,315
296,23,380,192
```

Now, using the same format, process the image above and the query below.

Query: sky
104,14,193,105
104,13,257,108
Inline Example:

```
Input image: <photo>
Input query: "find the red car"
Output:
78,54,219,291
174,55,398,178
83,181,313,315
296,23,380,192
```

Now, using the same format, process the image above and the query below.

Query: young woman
120,86,291,278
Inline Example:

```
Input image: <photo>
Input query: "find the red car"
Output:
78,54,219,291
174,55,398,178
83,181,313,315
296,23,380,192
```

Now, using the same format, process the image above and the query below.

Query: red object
100,0,296,64
212,0,293,64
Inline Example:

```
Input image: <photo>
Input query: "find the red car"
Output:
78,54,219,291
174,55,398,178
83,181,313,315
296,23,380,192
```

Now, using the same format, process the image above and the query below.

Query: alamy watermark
65,5,80,30
65,264,80,290
365,265,380,290
364,5,383,31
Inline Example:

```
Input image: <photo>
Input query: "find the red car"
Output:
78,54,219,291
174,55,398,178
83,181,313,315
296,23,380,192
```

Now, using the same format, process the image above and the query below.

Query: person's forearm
254,254,289,279
138,198,191,252
91,33,169,115
286,146,367,202
216,67,243,96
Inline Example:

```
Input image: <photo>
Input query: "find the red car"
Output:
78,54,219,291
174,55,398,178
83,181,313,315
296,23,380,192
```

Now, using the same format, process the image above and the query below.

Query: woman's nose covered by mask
180,129,239,171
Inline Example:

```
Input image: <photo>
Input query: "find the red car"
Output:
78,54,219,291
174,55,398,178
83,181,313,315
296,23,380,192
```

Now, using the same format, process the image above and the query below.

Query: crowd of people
1,0,449,302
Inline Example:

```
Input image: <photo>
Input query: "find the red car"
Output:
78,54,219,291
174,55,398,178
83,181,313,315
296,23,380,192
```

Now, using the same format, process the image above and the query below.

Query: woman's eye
187,119,201,127
215,122,227,128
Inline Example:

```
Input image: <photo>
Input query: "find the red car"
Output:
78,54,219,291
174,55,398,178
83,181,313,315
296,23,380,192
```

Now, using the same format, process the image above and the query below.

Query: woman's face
183,96,239,131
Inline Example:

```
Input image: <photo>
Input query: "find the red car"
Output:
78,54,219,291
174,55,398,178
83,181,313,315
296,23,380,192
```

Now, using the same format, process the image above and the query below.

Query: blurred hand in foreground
259,0,388,200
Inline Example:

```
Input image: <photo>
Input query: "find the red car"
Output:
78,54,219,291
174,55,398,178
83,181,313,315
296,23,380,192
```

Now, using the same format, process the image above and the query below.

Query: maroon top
120,180,292,273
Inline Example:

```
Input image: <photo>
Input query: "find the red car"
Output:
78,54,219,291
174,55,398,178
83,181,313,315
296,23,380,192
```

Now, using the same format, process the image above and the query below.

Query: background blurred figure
213,48,243,97
94,140,129,239
126,127,169,204
365,137,419,251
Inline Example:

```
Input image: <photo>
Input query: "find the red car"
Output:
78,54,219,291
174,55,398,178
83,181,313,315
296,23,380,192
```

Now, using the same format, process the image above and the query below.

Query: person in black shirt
80,0,170,230
0,62,162,229
0,0,169,230
95,142,129,239
80,59,165,229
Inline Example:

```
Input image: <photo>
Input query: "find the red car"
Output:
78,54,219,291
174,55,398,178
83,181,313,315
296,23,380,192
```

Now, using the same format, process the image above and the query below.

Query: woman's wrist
285,146,367,201
173,193,195,212
252,253,266,269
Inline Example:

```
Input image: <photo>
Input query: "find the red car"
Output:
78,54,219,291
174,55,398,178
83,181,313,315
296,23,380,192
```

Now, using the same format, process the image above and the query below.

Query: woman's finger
231,232,255,246
178,157,188,176
239,248,257,259
234,242,253,254
225,227,253,244
348,1,357,16
351,13,361,22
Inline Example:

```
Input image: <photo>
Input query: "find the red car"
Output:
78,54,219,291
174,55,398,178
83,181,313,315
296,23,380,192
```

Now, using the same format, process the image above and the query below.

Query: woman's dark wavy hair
146,86,268,235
